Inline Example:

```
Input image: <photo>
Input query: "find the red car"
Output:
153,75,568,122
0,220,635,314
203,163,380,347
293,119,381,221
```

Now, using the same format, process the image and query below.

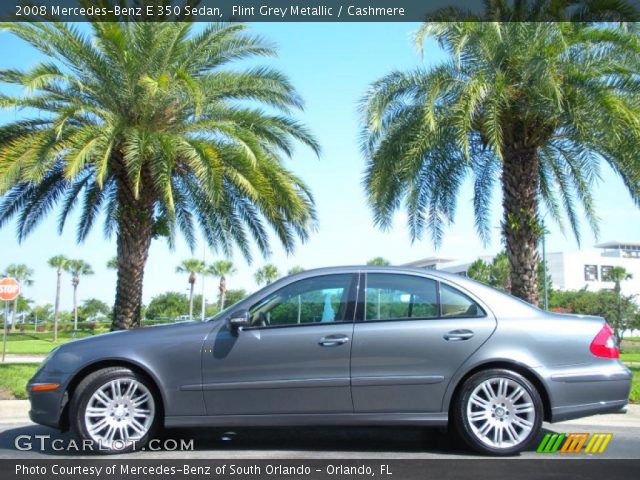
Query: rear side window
365,274,438,321
440,284,485,318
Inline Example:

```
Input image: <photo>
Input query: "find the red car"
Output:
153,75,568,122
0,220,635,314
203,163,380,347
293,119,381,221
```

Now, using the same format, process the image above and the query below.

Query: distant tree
28,304,53,325
15,296,33,320
466,253,510,291
288,266,305,275
366,257,391,266
47,255,68,341
146,292,189,320
466,251,552,295
549,288,639,341
222,289,248,308
255,264,280,286
467,259,492,285
64,259,94,332
79,298,111,322
4,264,34,331
605,267,633,340
490,252,511,292
207,260,236,310
176,259,205,321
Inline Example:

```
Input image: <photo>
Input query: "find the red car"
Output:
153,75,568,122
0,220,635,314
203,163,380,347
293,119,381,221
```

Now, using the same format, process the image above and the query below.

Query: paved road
0,421,638,459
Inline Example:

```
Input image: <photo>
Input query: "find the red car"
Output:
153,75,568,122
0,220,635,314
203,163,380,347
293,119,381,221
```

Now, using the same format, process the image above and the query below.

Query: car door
201,273,358,415
350,272,496,413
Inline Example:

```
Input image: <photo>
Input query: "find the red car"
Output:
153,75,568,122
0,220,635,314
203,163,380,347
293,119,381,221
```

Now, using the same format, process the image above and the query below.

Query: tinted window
365,274,438,321
440,284,485,317
249,274,353,327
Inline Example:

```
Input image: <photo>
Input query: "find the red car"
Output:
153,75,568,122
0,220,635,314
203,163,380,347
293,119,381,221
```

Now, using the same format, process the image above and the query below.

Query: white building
403,241,640,297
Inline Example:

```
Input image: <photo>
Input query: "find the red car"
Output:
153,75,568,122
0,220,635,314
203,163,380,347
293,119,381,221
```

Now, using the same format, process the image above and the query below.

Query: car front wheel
70,367,159,454
454,368,543,456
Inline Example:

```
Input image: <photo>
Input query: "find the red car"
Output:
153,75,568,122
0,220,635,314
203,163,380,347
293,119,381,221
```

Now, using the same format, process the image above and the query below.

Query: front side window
440,284,485,317
249,274,353,327
365,274,438,321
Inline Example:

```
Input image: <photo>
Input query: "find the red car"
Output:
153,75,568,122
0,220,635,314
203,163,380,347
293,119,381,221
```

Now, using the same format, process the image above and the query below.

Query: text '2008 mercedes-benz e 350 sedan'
27,266,631,455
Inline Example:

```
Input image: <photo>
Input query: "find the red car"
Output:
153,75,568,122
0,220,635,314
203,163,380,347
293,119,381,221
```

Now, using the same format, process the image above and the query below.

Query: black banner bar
1,0,639,22
2,459,640,480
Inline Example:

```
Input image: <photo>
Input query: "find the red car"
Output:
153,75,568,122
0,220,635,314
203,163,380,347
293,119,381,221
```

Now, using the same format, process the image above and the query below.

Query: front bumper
27,371,70,430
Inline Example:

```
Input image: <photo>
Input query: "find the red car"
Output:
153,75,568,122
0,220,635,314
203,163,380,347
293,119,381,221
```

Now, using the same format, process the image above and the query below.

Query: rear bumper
550,399,628,422
541,363,632,423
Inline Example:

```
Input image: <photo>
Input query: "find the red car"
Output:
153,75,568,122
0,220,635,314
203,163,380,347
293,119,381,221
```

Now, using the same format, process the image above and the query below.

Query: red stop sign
0,278,20,301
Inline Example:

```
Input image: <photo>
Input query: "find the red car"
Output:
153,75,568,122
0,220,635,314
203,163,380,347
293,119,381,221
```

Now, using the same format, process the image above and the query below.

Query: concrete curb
1,400,639,427
0,400,30,423
1,355,46,364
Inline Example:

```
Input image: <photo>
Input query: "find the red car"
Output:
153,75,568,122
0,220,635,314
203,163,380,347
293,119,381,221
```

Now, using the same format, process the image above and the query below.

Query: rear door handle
318,335,350,347
443,329,474,341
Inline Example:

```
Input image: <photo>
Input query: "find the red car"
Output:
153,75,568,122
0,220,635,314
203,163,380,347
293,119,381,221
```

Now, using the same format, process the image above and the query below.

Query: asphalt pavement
0,419,638,459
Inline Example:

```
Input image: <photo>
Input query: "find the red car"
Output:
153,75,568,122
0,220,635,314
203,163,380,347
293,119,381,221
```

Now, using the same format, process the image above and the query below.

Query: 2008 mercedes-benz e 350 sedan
28,266,631,455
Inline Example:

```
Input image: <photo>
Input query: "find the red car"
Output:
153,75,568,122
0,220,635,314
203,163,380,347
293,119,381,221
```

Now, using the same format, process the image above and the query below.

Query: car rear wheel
454,368,543,456
70,367,159,454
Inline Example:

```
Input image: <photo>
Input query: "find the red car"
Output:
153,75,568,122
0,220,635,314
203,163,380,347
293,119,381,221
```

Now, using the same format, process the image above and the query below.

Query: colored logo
537,432,612,454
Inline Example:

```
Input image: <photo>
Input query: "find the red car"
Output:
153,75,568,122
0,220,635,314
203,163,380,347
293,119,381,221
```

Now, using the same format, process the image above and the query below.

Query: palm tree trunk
73,283,78,332
219,276,226,310
188,281,194,321
501,144,541,305
53,268,61,341
10,297,17,332
111,160,154,331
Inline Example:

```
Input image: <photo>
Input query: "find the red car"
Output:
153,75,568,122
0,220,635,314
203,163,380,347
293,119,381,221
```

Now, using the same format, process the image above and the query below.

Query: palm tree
47,255,68,341
0,21,318,330
605,266,633,340
177,259,204,321
207,260,236,310
255,264,280,286
3,264,34,331
64,259,94,332
106,257,118,270
361,22,640,305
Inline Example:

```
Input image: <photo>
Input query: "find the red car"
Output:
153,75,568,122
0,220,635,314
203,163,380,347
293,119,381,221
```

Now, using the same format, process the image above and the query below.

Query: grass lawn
1,331,100,355
0,363,39,400
621,353,640,363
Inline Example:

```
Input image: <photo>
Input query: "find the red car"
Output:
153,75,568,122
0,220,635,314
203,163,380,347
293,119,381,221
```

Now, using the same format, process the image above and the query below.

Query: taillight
590,323,619,359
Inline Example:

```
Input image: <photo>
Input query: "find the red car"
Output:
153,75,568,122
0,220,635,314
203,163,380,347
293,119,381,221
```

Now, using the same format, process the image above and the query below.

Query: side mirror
228,310,250,331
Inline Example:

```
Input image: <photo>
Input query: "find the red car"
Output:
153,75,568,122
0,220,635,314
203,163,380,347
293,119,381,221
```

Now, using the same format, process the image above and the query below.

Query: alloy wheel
465,376,536,449
84,378,155,448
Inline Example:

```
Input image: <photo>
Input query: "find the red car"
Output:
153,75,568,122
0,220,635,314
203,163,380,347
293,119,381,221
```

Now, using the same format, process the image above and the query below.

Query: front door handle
443,329,474,341
318,335,350,347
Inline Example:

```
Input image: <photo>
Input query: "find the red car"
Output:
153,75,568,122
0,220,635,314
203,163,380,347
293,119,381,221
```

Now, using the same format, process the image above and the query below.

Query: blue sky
1,22,639,311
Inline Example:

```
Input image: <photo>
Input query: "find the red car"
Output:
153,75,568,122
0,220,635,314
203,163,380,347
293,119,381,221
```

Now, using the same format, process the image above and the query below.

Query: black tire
69,367,160,454
453,368,543,456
